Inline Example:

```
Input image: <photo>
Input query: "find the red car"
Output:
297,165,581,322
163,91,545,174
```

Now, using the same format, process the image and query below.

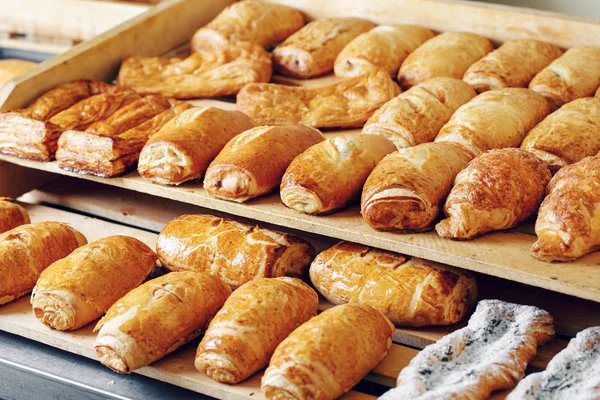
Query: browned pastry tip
0,199,29,234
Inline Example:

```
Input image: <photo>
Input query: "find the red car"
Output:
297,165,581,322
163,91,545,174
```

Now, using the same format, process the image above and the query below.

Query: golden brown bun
0,59,38,86
0,198,30,233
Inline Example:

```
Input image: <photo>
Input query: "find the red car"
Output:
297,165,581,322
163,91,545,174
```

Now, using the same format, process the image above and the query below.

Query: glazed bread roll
0,198,29,233
138,107,254,185
310,242,478,326
0,222,86,305
156,214,315,289
94,272,231,373
0,59,37,86
204,124,324,202
32,236,156,330
362,78,476,149
334,25,434,78
195,277,318,383
397,32,493,89
437,148,552,240
463,39,563,92
435,88,549,157
262,304,394,400
273,18,375,78
361,142,473,232
280,134,396,215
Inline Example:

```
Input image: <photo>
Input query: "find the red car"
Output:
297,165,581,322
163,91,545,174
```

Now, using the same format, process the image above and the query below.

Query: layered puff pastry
463,39,563,92
436,148,552,240
532,155,600,262
0,59,38,86
381,300,554,400
204,124,324,202
280,134,395,215
138,107,254,185
362,77,476,149
310,242,478,326
361,142,473,232
273,18,375,79
236,68,399,128
397,32,493,89
32,236,156,331
94,272,231,373
521,97,600,172
156,214,315,289
333,25,434,78
0,198,29,233
0,222,86,305
195,277,318,384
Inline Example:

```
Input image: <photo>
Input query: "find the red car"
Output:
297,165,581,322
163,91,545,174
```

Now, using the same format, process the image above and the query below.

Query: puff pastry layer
0,59,37,86
0,198,29,233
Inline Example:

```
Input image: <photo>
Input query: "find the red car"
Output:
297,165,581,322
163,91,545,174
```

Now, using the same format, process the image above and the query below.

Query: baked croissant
0,198,29,233
0,59,38,86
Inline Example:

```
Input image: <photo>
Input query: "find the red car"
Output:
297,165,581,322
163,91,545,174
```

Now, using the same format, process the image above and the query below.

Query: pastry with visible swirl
0,198,29,233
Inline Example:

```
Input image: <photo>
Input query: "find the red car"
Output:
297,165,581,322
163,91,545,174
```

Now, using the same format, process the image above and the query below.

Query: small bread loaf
0,198,29,233
0,59,38,86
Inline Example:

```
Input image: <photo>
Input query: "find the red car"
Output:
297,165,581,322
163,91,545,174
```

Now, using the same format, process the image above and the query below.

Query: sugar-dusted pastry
436,149,551,240
380,300,554,400
32,236,156,331
0,198,29,233
530,46,600,110
195,277,318,384
362,78,476,149
204,124,324,202
138,107,254,185
94,272,231,373
156,214,314,289
464,39,563,92
0,59,37,86
273,18,375,79
361,142,472,232
310,242,477,326
334,25,434,78
237,68,399,128
532,155,600,262
435,88,549,157
397,32,493,89
521,97,600,172
262,304,394,400
507,326,600,400
0,222,85,305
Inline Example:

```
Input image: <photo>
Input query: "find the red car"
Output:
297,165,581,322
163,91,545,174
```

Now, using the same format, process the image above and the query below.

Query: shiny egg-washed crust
436,148,552,240
0,198,30,234
532,155,600,262
204,124,324,202
280,134,395,215
32,236,156,331
397,32,493,89
156,214,315,289
262,304,394,400
521,97,600,173
363,77,476,149
94,272,231,374
381,300,554,400
0,59,38,86
361,142,473,232
236,68,399,128
138,107,254,185
530,46,600,111
310,242,478,327
273,18,375,79
195,277,318,384
0,222,86,306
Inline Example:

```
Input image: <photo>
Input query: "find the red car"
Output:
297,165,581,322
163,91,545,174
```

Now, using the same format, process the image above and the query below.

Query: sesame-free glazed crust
0,198,30,234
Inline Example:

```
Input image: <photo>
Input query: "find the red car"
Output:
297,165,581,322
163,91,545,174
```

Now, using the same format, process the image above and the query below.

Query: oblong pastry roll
397,32,493,89
0,198,29,233
362,77,476,149
0,222,86,305
280,134,396,215
204,124,324,202
361,142,473,232
138,107,254,185
463,39,563,92
532,155,600,262
273,18,375,78
94,272,231,373
0,59,37,86
436,148,552,240
32,236,156,331
310,242,477,326
156,214,315,289
262,303,394,400
195,277,318,384
334,25,434,78
435,88,549,157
